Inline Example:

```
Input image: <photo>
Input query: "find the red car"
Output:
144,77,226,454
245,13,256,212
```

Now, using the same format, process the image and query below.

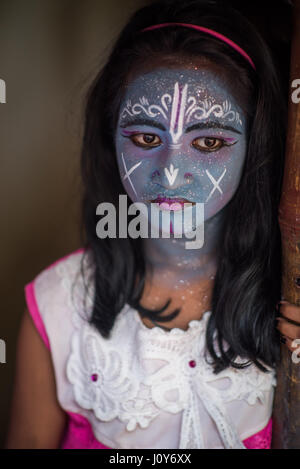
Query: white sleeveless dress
24,248,276,449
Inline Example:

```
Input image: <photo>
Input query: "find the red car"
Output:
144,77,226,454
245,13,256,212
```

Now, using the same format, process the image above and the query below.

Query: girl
6,0,300,449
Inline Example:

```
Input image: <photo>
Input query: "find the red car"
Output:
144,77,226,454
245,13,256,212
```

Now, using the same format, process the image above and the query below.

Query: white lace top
28,249,276,449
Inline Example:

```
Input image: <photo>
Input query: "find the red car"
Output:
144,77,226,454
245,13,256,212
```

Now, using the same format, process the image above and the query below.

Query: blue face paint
115,68,247,221
115,68,247,233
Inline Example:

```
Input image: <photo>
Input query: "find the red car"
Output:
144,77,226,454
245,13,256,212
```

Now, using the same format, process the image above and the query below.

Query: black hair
79,0,287,373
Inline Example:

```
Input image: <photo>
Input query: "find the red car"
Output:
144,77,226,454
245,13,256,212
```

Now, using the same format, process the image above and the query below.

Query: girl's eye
130,133,161,148
192,137,227,152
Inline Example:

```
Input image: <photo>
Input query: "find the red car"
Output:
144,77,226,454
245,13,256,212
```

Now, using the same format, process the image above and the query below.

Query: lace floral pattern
57,252,276,449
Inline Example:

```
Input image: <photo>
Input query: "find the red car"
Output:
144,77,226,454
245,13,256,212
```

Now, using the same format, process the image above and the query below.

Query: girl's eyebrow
120,118,166,131
185,122,242,134
120,118,242,135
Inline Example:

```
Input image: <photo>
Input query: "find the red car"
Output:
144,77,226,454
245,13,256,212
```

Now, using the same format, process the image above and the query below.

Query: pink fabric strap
243,418,272,449
24,248,86,350
24,281,50,350
61,412,110,449
141,23,256,70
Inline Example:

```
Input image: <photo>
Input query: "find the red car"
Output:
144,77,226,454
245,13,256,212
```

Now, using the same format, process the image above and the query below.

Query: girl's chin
145,202,204,238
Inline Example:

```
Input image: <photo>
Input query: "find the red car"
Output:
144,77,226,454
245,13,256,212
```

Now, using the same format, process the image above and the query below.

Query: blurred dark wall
0,0,146,448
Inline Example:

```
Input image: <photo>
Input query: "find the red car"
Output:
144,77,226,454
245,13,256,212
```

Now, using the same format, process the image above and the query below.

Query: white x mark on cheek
121,153,142,196
205,168,227,202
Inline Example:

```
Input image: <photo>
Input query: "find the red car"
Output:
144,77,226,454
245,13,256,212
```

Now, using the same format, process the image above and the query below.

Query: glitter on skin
114,67,248,329
115,68,246,224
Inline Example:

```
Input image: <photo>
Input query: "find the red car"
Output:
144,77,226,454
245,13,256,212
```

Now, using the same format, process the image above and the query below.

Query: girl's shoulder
25,248,89,291
24,247,93,350
23,247,99,420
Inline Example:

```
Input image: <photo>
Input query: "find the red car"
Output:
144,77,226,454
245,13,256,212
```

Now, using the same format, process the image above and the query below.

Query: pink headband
141,23,256,70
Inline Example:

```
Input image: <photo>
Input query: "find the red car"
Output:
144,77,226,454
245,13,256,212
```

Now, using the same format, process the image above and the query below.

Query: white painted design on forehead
122,97,169,120
186,98,242,126
164,163,179,186
120,82,243,144
169,82,188,144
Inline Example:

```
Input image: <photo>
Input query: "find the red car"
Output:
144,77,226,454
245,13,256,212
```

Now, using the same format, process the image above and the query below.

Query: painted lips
150,196,195,211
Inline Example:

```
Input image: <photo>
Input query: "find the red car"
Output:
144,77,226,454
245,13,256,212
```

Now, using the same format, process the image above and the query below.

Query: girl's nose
152,149,193,190
151,161,194,190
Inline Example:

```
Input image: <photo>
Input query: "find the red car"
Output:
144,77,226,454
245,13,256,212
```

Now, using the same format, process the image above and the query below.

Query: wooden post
271,0,300,449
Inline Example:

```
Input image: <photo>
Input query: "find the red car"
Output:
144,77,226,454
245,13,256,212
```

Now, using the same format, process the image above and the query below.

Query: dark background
0,0,293,448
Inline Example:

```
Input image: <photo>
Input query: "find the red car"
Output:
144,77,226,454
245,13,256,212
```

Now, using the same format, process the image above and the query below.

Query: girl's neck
142,209,225,287
137,209,225,331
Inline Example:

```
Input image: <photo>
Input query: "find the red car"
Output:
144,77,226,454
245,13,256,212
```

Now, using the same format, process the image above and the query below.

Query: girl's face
115,67,247,230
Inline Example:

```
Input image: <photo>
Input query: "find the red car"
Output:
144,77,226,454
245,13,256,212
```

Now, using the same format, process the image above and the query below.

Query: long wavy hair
79,0,287,373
